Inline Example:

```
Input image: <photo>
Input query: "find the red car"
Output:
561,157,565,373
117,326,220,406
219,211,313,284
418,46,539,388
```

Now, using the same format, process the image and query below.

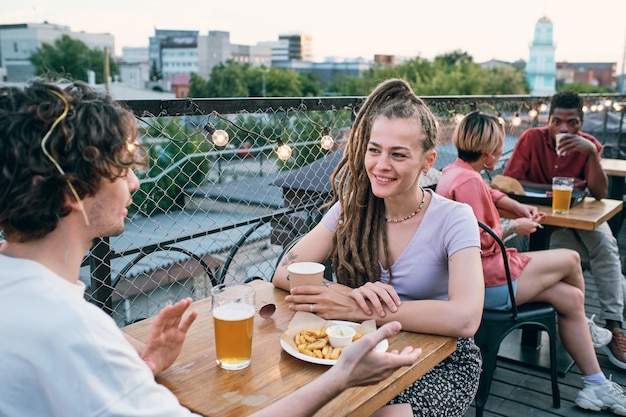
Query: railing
83,93,626,326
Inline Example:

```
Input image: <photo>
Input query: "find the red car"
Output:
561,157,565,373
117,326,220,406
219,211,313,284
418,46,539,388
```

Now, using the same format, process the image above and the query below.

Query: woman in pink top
437,111,626,414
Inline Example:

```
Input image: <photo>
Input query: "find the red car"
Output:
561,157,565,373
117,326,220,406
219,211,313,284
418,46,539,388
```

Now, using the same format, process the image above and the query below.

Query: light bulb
212,129,229,147
320,134,334,150
277,143,292,161
583,105,589,113
539,103,548,113
528,109,538,118
497,117,505,126
511,114,522,127
454,113,464,124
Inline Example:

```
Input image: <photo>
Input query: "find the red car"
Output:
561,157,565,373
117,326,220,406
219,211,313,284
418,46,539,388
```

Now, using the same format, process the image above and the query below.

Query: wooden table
122,280,457,417
601,158,626,234
499,197,623,249
498,196,623,375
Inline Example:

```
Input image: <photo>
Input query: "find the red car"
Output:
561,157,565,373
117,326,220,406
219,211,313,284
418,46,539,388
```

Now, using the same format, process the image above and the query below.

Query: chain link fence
70,94,626,326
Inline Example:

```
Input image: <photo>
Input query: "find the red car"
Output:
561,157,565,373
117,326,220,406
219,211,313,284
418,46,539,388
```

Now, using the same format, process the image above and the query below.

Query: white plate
280,320,389,365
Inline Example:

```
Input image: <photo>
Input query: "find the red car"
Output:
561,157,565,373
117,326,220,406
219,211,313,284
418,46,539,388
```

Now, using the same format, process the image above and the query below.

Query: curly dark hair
549,90,584,120
0,80,139,242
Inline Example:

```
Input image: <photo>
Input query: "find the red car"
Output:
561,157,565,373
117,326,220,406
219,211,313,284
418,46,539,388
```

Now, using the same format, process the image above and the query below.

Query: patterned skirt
387,337,482,416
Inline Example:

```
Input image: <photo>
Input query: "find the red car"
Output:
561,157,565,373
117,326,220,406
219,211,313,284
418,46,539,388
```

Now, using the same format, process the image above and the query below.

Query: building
526,16,556,96
278,32,313,62
0,22,114,82
148,29,271,95
557,62,617,89
118,47,150,89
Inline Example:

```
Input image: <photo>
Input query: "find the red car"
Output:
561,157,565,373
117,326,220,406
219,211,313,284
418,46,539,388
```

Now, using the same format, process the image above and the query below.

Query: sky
2,0,625,70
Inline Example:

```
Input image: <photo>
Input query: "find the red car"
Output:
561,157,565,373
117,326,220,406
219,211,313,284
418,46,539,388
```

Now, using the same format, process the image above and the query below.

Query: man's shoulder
519,126,549,140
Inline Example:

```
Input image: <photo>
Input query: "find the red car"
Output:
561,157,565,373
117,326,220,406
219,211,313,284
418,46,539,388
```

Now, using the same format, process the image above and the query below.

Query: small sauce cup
326,325,357,347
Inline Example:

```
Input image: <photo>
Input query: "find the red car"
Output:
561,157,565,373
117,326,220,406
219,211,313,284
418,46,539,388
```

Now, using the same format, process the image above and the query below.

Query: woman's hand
514,202,539,219
513,217,542,236
349,282,401,318
286,284,370,321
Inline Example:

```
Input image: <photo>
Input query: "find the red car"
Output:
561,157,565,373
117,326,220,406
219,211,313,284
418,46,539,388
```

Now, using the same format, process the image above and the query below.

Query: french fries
294,327,362,360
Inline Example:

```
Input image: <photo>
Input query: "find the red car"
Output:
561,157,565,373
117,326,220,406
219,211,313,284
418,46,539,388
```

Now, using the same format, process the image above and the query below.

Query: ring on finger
309,303,314,313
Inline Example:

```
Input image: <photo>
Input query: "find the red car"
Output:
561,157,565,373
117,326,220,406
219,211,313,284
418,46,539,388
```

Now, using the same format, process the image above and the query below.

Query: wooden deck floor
463,221,626,416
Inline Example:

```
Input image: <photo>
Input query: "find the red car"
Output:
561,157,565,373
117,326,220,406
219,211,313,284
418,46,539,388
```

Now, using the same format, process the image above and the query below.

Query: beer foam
553,185,573,191
213,303,255,321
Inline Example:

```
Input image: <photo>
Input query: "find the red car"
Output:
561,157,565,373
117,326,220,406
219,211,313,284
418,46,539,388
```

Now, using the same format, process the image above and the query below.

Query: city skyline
2,0,625,69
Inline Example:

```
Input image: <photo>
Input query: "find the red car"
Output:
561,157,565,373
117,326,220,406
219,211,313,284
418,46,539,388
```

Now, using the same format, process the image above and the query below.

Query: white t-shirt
0,254,199,417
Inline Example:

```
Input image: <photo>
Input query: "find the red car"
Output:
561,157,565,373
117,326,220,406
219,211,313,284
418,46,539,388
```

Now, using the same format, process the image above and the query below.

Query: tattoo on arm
280,252,298,267
501,220,516,240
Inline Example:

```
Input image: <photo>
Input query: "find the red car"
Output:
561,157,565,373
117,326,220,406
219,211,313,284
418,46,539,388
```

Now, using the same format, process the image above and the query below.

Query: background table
123,280,457,417
600,158,626,234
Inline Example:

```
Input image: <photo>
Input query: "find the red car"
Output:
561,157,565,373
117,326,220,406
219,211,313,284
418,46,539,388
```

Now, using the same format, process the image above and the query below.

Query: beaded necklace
385,187,427,223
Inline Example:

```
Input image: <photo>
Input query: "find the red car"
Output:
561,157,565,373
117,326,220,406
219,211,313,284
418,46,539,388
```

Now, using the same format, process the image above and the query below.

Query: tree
188,73,210,97
482,66,529,95
296,71,323,97
556,81,613,94
206,61,249,97
149,60,163,81
29,34,118,83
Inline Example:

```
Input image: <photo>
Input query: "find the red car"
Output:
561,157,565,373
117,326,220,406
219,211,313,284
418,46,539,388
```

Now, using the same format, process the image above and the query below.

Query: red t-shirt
503,126,603,185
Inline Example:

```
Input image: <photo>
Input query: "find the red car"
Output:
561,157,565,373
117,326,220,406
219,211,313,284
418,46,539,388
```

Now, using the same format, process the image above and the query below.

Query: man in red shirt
504,90,626,370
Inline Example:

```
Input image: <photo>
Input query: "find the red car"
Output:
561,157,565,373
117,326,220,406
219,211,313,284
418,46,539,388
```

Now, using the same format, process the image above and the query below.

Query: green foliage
29,34,119,83
556,81,614,94
206,61,249,97
188,73,210,97
329,51,529,96
131,117,211,217
298,71,323,97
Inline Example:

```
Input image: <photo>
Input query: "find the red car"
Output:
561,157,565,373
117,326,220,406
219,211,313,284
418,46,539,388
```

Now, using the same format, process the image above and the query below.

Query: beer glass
211,283,255,370
552,177,574,214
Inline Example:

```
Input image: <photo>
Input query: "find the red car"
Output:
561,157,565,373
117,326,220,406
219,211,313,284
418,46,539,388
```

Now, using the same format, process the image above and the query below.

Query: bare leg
515,249,601,376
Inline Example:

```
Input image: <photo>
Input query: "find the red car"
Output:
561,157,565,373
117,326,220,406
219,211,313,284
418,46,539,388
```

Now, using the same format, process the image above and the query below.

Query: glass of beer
211,283,255,370
552,177,574,214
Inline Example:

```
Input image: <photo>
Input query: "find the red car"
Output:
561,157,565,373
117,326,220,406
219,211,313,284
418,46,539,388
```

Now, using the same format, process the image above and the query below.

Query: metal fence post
89,236,113,316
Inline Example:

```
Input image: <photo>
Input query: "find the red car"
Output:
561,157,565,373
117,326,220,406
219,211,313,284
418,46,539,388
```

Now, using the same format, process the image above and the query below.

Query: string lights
275,137,293,161
203,122,230,146
320,127,335,150
511,112,522,127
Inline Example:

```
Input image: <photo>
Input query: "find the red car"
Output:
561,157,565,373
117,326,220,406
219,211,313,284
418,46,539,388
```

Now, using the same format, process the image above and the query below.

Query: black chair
473,221,560,416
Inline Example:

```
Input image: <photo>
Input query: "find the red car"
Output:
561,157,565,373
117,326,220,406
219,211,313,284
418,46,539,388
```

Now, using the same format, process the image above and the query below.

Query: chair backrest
477,221,519,320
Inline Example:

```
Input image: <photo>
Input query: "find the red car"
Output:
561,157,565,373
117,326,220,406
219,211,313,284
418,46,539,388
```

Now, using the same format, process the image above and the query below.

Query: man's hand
141,298,198,376
329,321,422,388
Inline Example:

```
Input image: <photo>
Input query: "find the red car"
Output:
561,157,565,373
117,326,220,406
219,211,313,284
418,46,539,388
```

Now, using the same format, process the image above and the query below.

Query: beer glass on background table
211,283,255,370
552,177,574,214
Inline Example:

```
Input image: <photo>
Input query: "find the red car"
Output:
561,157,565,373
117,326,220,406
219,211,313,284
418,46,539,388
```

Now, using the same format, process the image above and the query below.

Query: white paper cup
287,262,325,289
555,133,567,156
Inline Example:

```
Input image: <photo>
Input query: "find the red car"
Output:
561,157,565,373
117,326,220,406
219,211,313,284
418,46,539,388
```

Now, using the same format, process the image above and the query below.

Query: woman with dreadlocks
273,78,484,415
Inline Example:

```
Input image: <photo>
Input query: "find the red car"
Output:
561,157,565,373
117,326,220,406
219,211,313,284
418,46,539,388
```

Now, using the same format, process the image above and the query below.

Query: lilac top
321,190,480,301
